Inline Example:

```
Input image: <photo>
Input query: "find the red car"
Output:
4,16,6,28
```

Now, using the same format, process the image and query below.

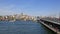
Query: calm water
0,20,55,34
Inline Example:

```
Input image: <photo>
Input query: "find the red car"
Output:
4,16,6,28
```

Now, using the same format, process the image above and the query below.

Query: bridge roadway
41,18,60,25
38,18,60,34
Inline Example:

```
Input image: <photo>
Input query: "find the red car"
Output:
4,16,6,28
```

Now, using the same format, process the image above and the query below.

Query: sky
0,0,60,17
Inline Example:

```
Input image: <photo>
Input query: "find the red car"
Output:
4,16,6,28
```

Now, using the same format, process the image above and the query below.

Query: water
0,20,55,34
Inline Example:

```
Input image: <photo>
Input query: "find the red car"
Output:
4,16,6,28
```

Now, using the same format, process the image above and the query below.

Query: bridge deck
40,21,60,34
41,19,60,25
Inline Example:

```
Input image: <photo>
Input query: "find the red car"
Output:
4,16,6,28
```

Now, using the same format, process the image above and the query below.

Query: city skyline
0,0,60,17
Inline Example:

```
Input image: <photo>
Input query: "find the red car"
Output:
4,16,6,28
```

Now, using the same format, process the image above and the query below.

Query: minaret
21,13,23,16
59,13,60,19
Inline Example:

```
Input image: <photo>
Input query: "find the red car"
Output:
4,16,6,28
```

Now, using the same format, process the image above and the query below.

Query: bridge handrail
41,19,60,25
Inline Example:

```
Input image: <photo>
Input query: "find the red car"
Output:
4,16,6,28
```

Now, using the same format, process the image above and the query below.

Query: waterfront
0,20,56,34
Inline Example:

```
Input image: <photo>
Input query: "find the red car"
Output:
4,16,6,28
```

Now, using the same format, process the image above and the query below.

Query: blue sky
0,0,60,17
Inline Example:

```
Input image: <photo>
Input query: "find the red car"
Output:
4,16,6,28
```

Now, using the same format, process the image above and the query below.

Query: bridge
37,17,60,34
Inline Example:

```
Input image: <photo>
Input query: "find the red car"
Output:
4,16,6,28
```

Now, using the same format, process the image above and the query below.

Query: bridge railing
41,17,60,23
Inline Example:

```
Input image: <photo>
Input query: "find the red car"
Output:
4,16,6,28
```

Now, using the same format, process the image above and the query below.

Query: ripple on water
0,21,56,34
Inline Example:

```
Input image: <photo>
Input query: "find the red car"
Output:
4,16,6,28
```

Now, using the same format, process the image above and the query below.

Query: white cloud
0,5,19,15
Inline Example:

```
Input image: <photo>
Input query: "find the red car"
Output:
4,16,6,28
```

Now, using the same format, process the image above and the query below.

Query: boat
9,19,16,22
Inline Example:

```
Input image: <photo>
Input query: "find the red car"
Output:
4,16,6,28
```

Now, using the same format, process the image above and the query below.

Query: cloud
0,5,19,15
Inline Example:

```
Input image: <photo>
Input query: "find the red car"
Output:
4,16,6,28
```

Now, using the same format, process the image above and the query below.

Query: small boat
9,20,16,22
